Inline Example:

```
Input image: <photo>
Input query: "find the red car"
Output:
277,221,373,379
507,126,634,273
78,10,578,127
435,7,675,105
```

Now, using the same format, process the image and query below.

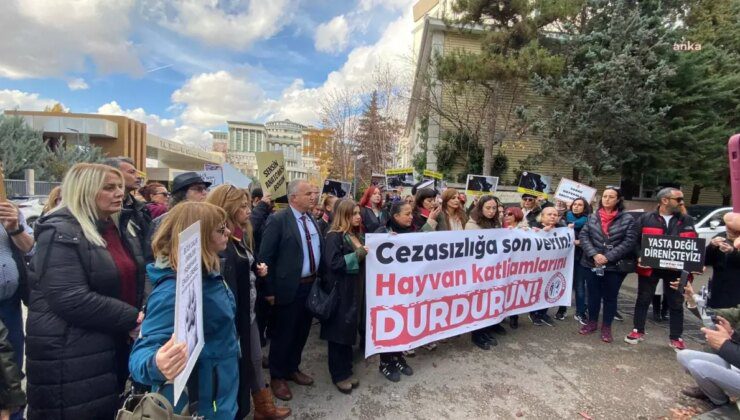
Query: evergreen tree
356,91,398,183
0,115,49,178
532,0,677,184
658,0,740,203
431,0,581,176
40,136,105,182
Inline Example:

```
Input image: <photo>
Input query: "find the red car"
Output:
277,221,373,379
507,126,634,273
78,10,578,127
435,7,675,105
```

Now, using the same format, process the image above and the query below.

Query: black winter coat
250,201,272,256
360,206,386,234
707,232,740,309
579,210,638,271
718,329,740,369
25,208,144,420
220,236,255,419
0,319,25,411
320,232,365,346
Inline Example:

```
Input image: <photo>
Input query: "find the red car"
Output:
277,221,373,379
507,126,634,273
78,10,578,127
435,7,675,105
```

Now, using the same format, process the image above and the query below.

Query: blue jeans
586,270,626,326
0,295,24,420
573,263,589,316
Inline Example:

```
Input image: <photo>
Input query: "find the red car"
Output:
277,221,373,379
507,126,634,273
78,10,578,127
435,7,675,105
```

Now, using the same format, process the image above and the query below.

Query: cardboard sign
465,174,499,196
640,235,706,272
517,171,552,198
385,168,415,189
322,179,351,198
553,178,597,204
256,151,287,199
365,227,575,357
203,163,222,171
173,221,205,405
422,169,443,180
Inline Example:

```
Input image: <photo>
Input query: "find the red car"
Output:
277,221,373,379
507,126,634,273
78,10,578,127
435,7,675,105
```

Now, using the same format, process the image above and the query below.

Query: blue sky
0,0,415,146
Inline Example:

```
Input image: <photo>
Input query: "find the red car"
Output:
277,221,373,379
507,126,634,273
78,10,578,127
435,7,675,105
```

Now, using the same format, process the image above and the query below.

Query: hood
146,258,176,288
33,207,82,239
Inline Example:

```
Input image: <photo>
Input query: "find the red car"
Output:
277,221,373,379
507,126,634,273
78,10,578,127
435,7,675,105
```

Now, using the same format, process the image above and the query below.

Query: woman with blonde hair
206,185,290,419
41,185,62,216
26,163,147,419
129,202,239,419
321,199,368,394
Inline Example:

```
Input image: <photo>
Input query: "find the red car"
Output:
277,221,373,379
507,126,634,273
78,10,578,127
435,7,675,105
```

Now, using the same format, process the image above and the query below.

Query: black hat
522,193,537,199
172,172,211,193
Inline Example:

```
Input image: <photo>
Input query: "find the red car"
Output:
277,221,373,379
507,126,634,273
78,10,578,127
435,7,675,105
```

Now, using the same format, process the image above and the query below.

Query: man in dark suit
259,179,322,401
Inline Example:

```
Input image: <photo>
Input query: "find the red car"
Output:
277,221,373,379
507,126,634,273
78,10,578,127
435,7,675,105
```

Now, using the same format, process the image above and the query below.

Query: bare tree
319,88,362,180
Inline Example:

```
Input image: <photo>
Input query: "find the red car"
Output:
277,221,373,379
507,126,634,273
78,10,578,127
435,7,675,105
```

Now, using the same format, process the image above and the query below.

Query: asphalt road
264,271,728,420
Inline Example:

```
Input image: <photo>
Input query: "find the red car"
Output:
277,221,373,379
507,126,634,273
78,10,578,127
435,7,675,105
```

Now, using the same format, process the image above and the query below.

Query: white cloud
0,0,142,79
67,78,89,91
171,70,271,127
315,15,350,54
153,0,291,50
97,100,213,149
359,0,413,12
266,11,414,123
0,89,63,112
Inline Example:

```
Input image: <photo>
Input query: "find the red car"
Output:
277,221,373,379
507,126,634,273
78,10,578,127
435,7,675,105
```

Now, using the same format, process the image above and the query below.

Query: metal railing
3,180,61,197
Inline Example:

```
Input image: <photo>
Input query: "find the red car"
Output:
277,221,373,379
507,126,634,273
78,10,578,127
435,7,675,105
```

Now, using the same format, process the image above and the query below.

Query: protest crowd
2,155,740,420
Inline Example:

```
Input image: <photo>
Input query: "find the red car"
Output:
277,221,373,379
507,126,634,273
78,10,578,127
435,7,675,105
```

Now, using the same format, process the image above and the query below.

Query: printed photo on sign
322,179,351,198
466,174,499,196
173,221,205,405
554,178,597,204
385,168,415,189
364,228,575,357
640,235,706,273
517,171,552,198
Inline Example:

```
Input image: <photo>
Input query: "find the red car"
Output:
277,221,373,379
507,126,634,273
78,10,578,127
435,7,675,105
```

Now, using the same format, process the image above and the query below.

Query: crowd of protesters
1,156,740,419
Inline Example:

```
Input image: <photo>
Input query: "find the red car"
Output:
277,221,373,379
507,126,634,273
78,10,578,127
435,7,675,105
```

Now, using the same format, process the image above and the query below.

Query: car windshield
686,206,718,222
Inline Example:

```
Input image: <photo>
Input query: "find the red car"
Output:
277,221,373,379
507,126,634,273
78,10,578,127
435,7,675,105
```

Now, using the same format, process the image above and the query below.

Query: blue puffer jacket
129,261,239,420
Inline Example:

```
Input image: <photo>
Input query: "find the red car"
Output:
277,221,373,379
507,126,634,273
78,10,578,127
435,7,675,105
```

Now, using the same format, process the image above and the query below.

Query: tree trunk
482,104,494,176
572,167,580,183
690,184,702,205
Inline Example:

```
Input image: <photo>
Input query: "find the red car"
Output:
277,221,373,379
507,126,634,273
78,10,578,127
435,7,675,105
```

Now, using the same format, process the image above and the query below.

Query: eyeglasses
505,212,515,216
152,192,171,197
189,185,208,193
668,197,684,203
605,185,621,190
216,223,229,236
220,184,236,208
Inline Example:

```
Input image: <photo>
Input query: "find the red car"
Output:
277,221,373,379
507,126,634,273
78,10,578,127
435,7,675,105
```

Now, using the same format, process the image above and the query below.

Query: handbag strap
185,362,199,416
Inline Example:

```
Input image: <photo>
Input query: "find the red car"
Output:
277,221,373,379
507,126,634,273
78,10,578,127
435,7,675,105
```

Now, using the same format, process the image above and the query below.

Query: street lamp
353,154,365,199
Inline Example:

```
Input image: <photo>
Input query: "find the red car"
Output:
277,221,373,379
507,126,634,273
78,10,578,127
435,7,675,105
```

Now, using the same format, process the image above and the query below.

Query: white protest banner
554,178,597,204
173,221,204,405
365,227,574,357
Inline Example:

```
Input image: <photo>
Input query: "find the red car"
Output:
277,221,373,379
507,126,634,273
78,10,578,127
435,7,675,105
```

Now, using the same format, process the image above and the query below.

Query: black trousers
633,273,684,339
269,282,314,379
327,341,353,383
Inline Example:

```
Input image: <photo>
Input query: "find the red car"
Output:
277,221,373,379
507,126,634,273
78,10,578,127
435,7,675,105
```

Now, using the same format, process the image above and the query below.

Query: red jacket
635,210,697,277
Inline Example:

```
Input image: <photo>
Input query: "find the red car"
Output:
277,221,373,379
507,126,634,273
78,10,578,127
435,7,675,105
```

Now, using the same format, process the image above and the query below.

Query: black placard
640,235,706,272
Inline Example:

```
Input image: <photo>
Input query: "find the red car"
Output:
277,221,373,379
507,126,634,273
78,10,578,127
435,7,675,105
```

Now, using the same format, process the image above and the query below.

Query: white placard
554,178,597,204
173,221,204,406
364,227,575,357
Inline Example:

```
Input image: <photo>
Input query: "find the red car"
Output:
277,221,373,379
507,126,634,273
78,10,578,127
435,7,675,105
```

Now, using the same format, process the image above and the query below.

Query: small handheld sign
640,235,706,273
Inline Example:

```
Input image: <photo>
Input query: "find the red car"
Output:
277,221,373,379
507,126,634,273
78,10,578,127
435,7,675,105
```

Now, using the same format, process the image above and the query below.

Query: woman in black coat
26,163,146,420
321,199,367,394
358,186,387,234
207,185,290,419
577,187,637,343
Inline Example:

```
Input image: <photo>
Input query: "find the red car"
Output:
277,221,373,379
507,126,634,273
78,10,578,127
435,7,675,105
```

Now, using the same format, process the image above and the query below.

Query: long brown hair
329,199,361,235
470,195,501,229
441,188,467,228
151,202,226,274
206,184,255,251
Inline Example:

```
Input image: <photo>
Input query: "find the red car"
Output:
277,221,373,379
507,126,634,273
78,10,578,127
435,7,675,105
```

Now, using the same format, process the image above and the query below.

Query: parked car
687,205,732,244
10,196,49,228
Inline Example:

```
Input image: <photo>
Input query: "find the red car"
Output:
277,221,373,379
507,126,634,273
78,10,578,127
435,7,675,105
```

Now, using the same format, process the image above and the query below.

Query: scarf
598,208,618,237
388,219,415,234
566,211,588,230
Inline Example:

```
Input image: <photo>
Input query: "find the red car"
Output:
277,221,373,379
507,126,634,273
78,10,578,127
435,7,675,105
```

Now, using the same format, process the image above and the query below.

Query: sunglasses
216,222,229,236
152,192,171,197
668,197,684,203
220,184,236,208
522,198,535,202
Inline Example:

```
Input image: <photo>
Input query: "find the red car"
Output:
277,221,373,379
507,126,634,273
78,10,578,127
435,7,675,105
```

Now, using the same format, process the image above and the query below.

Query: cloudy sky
0,0,415,146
